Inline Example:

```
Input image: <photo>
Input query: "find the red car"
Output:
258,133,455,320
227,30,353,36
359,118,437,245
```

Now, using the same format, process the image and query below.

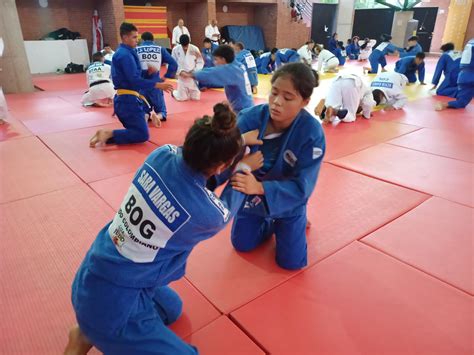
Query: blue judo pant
73,268,197,355
111,95,149,145
448,83,474,109
141,86,167,119
231,209,308,270
436,84,458,98
404,71,417,83
368,52,387,74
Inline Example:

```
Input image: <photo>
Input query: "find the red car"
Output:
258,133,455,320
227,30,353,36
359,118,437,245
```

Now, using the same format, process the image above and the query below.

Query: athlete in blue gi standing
233,41,259,94
211,63,325,270
137,32,178,123
64,103,265,354
89,23,174,147
182,45,254,114
395,52,426,84
363,34,398,74
436,38,474,111
431,42,461,97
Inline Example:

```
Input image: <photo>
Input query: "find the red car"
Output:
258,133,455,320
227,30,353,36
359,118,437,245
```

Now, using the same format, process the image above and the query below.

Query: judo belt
90,80,111,88
116,89,151,109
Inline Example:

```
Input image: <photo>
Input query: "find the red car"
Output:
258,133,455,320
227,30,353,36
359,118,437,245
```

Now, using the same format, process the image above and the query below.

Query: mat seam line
385,141,474,164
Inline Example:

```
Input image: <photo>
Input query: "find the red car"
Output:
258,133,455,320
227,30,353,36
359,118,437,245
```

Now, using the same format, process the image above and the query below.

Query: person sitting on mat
81,52,115,107
370,71,409,110
314,44,339,73
275,48,301,69
346,36,360,60
89,23,174,147
335,41,346,66
181,44,254,114
256,48,277,74
202,38,217,68
358,37,376,61
435,38,474,111
395,52,426,85
64,102,265,355
208,63,325,270
297,40,315,66
431,42,461,97
363,34,398,74
101,44,115,65
314,73,375,124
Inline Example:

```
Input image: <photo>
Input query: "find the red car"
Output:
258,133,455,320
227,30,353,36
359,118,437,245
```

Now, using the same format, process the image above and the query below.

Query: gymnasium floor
0,57,472,354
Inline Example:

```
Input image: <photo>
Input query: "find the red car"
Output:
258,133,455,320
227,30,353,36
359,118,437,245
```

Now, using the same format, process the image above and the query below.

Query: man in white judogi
370,71,408,110
172,34,204,101
205,19,220,44
316,73,375,123
81,52,115,107
172,19,191,47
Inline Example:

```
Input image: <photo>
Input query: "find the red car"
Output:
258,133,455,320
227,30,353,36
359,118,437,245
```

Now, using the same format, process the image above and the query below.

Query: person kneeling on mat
89,23,173,147
394,52,426,85
81,52,115,108
208,63,325,270
370,71,409,111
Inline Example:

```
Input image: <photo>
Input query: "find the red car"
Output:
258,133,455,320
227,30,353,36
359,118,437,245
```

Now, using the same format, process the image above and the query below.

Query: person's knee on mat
153,286,183,325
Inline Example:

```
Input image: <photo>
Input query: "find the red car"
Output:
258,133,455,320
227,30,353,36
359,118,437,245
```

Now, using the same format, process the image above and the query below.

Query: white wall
336,0,355,41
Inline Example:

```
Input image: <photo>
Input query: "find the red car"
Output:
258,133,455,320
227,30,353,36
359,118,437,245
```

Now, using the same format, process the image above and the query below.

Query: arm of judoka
162,49,178,78
118,55,158,90
431,56,445,86
262,138,325,217
194,65,231,87
418,63,426,83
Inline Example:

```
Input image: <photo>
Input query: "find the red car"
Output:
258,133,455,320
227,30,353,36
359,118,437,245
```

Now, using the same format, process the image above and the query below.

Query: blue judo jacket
236,49,259,87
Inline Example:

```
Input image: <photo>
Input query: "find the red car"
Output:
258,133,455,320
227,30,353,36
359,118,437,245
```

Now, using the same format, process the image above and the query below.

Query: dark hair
203,38,212,44
360,38,370,50
337,41,345,49
372,89,385,106
250,49,258,58
92,52,104,62
306,39,315,45
271,62,319,100
213,44,235,63
183,103,242,174
408,36,418,42
416,52,425,59
271,47,278,54
141,32,154,41
235,42,244,50
179,34,190,46
120,22,138,37
103,43,110,48
381,33,392,42
228,38,236,45
332,33,338,38
440,42,455,52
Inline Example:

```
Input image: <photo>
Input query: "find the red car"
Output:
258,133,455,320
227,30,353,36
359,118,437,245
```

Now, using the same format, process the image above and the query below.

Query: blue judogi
448,38,474,109
432,51,461,97
137,40,177,120
275,49,300,68
110,44,162,144
334,47,346,66
328,38,338,54
235,49,259,88
398,43,423,58
202,43,218,68
346,42,360,60
395,56,425,83
368,41,398,73
256,52,275,74
194,63,254,113
228,105,325,270
72,145,245,354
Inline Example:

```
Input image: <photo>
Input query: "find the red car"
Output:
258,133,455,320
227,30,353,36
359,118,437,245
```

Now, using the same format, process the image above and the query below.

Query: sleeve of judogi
194,65,233,87
395,59,407,74
193,46,204,71
260,56,271,74
162,48,178,78
392,92,408,109
418,62,425,83
262,127,326,217
432,55,446,85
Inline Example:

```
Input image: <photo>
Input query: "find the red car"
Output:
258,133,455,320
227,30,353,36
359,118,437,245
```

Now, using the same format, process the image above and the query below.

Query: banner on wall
124,6,168,39
92,10,103,54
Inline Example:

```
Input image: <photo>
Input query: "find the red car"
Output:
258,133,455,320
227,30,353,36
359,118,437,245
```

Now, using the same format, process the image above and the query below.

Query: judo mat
1,56,472,354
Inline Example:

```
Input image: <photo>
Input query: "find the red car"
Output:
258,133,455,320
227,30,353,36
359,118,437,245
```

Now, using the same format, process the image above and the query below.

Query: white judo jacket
370,71,408,109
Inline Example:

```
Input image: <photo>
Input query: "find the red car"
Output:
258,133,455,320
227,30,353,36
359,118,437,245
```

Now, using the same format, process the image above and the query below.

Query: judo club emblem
283,150,297,167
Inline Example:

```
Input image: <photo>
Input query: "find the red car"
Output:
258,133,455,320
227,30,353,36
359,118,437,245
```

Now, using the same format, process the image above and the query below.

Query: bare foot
314,99,326,117
306,219,311,229
150,112,162,128
64,325,92,355
381,68,387,72
435,102,448,111
325,106,335,123
90,129,113,147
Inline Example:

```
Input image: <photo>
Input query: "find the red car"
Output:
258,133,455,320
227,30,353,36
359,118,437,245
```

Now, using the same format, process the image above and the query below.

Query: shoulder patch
202,188,231,222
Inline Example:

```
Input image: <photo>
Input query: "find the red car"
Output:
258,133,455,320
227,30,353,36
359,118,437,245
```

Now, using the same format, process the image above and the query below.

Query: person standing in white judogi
172,19,191,47
172,34,204,101
315,73,375,123
205,19,220,44
370,71,408,110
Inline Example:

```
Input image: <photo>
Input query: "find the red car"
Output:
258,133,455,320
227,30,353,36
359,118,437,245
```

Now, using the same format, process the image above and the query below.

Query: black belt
327,56,337,61
90,80,111,88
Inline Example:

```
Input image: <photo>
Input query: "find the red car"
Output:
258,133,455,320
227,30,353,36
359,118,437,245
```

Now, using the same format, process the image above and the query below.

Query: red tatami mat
0,136,80,203
33,73,88,92
231,242,472,355
388,127,474,163
0,116,32,141
332,143,474,207
185,316,264,355
363,197,473,294
185,163,428,313
39,124,158,183
7,96,87,120
89,172,135,209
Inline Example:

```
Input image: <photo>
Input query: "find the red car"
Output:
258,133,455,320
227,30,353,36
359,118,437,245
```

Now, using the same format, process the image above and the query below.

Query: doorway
413,7,438,52
311,3,338,48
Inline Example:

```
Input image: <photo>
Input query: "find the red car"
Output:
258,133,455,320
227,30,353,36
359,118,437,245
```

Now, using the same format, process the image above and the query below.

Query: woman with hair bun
64,103,264,355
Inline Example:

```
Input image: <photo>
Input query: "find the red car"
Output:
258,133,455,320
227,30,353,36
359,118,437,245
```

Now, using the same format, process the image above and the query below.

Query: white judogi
103,50,114,62
172,44,204,101
172,26,191,46
205,25,220,43
317,49,339,72
370,71,408,109
358,39,376,60
297,44,313,65
326,73,375,122
81,62,115,106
